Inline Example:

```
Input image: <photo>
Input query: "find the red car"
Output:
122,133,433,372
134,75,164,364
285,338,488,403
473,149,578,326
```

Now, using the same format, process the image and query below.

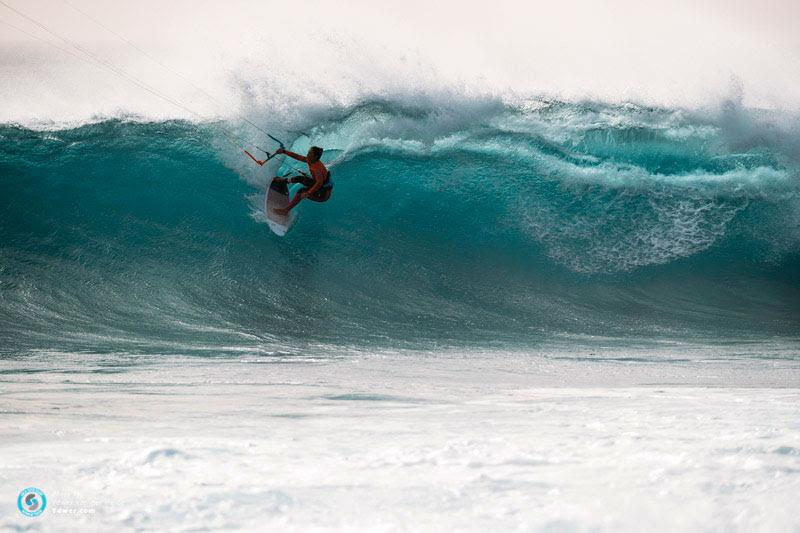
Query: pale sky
1,0,799,124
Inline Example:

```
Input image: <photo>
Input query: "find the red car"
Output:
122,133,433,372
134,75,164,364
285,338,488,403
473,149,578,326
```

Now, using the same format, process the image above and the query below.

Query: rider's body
273,146,331,215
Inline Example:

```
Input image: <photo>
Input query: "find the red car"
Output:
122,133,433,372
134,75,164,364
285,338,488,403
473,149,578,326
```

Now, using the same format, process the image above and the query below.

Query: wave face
1,100,799,355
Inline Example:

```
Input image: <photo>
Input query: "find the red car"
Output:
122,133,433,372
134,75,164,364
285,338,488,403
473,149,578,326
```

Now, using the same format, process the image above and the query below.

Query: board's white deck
265,180,297,236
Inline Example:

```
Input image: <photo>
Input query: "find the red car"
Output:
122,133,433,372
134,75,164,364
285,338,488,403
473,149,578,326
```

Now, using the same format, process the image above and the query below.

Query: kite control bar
244,134,286,166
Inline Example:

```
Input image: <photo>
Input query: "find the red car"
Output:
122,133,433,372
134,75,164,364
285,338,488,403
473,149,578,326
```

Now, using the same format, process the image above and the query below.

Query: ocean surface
1,99,799,355
1,98,799,530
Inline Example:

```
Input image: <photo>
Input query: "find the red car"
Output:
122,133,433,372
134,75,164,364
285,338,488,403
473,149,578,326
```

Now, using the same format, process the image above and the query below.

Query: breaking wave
1,98,798,354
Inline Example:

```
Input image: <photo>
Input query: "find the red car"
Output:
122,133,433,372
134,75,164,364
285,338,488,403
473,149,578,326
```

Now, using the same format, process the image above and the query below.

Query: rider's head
307,146,323,163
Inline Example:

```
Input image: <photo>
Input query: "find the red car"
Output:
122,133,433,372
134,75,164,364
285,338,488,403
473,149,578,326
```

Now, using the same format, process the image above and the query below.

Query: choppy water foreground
1,351,798,531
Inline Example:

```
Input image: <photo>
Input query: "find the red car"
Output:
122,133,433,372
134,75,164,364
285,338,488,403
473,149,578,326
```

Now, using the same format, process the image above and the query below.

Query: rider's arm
277,148,307,162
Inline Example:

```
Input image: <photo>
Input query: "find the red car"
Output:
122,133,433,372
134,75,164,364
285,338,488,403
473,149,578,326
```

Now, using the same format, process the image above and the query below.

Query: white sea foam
2,0,800,127
0,351,798,531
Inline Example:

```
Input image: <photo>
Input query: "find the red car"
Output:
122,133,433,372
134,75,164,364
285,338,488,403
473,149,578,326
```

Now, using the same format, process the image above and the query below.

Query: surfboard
265,178,297,236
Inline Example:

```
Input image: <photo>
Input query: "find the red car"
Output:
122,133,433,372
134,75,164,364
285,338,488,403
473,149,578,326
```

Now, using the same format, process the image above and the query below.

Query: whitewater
2,0,800,529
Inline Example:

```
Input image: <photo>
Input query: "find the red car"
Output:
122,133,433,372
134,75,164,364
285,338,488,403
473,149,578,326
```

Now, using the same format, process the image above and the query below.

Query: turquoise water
1,100,798,355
